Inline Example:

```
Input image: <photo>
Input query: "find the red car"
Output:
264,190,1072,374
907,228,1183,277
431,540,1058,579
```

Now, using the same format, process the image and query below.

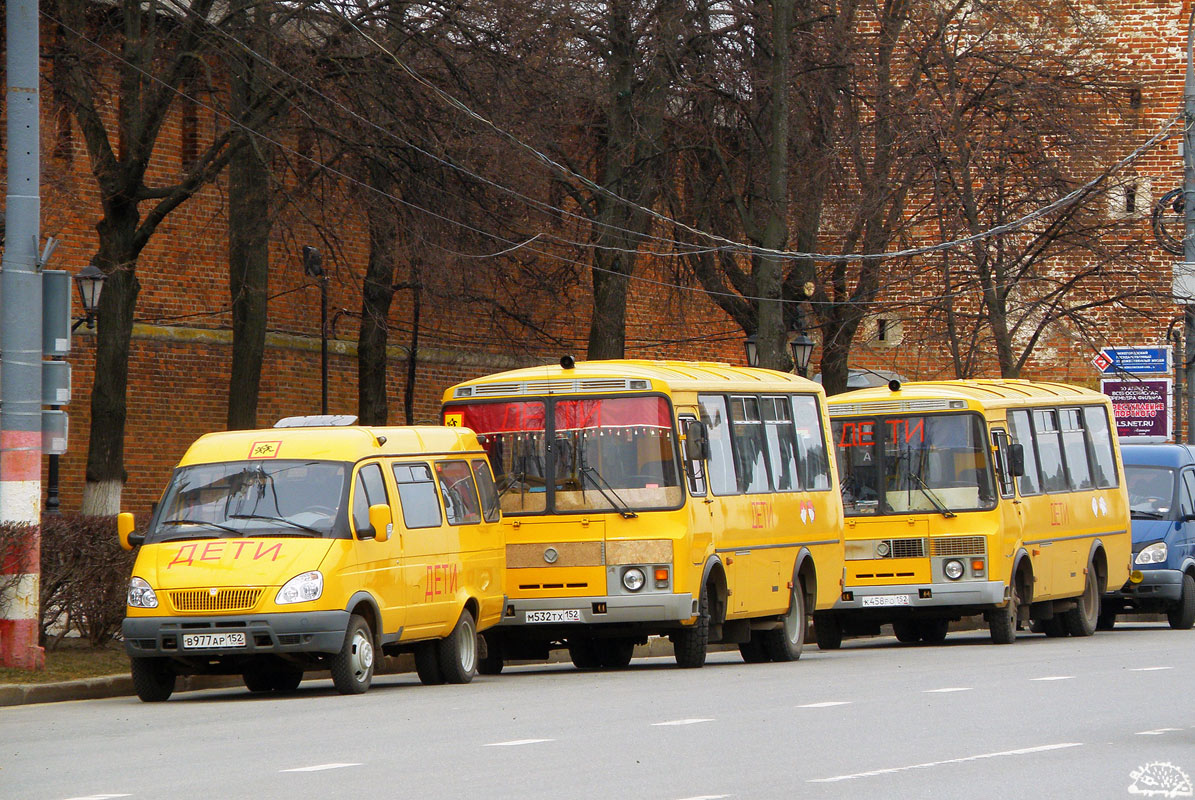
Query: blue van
1101,443,1195,629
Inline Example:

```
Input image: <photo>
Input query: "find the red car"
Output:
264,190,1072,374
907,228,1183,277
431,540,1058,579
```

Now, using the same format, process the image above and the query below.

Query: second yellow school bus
442,358,844,670
823,379,1131,646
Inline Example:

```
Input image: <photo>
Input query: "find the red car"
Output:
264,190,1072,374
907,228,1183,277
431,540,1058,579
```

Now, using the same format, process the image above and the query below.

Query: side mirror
1007,443,1025,478
369,503,393,543
684,420,710,462
117,512,140,551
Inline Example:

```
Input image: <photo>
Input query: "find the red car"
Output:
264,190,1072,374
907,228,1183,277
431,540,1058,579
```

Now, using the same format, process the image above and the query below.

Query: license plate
182,632,246,649
525,609,582,624
861,594,912,607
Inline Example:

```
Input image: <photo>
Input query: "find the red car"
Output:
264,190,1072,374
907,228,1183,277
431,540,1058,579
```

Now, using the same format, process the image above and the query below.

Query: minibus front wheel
331,615,375,694
131,657,176,703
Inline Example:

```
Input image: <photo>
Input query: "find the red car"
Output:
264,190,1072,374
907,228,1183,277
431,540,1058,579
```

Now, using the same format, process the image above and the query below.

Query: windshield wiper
1131,509,1165,519
228,513,322,535
580,467,638,519
906,471,956,518
160,518,243,536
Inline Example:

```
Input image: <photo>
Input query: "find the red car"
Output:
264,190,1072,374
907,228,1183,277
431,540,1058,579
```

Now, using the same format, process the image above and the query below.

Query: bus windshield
145,460,351,542
832,412,996,516
447,396,684,515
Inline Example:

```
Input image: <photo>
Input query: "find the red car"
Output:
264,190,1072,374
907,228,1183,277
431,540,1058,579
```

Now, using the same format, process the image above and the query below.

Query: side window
352,463,388,539
1060,408,1093,491
435,460,482,525
730,395,771,494
991,428,1015,498
1082,406,1119,489
1033,409,1068,493
763,396,798,491
699,395,738,496
392,462,442,529
680,416,707,497
471,459,502,522
793,394,831,491
1007,410,1041,496
1182,471,1195,518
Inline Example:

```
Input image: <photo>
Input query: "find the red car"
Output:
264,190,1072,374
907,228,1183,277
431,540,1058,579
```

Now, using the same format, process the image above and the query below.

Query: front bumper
832,580,1006,613
123,610,350,658
1106,568,1184,604
498,592,695,627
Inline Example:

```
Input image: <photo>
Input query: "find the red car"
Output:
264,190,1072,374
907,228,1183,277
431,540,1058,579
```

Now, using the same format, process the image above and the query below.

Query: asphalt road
2,622,1192,800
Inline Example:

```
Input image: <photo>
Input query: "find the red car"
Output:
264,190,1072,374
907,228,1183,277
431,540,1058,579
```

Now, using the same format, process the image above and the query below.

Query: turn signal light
655,568,669,581
1130,570,1144,584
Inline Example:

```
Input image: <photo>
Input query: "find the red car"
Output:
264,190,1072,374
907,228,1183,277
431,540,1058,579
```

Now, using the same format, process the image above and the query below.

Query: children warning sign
1101,378,1172,441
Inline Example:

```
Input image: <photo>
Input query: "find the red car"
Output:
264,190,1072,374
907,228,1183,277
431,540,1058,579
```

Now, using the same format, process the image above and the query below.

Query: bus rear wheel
761,584,805,662
1062,564,1100,637
437,609,478,684
672,592,709,668
813,612,842,650
739,636,770,663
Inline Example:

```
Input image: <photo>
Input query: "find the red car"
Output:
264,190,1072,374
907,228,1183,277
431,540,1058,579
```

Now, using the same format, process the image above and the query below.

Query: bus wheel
989,586,1019,645
893,621,921,644
596,638,636,669
738,636,770,663
1062,565,1099,637
1096,610,1117,631
415,642,445,685
437,609,478,684
330,614,375,694
568,637,602,670
478,633,504,675
762,584,805,662
1037,617,1069,638
131,657,176,703
919,619,949,644
813,612,843,650
672,592,709,668
1168,573,1195,630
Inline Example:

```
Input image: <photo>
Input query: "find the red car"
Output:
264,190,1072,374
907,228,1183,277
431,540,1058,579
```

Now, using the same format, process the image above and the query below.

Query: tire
437,609,478,684
813,612,843,650
568,637,601,670
1096,610,1117,631
415,642,445,685
761,584,805,662
330,614,375,695
672,591,709,668
738,636,770,663
596,638,636,669
243,659,304,693
1038,616,1069,638
893,621,921,644
478,633,504,675
989,586,1019,645
131,657,176,703
1062,563,1100,637
1167,573,1195,630
919,619,949,644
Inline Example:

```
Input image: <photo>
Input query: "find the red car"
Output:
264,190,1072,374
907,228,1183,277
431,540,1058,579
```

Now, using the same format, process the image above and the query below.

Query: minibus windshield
145,460,350,542
1125,464,1178,520
833,412,996,516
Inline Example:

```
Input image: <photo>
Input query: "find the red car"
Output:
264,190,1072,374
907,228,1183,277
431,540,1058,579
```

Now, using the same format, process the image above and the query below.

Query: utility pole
1185,9,1195,444
0,0,46,669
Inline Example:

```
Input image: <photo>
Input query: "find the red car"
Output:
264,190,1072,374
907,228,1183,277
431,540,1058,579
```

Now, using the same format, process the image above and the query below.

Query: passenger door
392,460,454,637
349,461,405,635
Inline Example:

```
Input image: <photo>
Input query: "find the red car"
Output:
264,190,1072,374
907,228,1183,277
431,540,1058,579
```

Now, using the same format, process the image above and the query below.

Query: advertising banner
1101,379,1172,441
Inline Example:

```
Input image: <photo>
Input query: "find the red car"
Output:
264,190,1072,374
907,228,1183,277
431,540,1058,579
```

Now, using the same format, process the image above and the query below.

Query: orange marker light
654,568,669,581
971,559,985,572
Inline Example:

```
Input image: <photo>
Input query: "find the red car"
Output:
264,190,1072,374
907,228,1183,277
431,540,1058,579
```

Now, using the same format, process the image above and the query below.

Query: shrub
38,515,135,649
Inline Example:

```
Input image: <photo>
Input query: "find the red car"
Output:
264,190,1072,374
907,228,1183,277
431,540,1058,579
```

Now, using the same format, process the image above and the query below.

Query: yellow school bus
441,358,844,670
118,416,505,701
823,379,1131,646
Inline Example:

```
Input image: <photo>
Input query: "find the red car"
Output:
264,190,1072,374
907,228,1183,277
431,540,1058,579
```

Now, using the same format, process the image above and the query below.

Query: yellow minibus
441,358,843,670
823,379,1131,645
118,416,505,700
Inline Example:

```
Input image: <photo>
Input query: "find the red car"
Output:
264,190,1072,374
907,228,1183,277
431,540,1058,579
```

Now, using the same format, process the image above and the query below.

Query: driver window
351,463,388,539
435,460,482,525
1182,471,1195,518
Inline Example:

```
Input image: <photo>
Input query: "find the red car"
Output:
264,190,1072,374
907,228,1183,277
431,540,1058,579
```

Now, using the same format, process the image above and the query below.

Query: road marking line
923,687,972,693
674,796,731,800
809,742,1082,783
63,795,133,799
483,738,555,747
1130,666,1172,672
1135,728,1181,736
798,701,853,708
652,718,715,726
1030,676,1073,681
280,763,362,773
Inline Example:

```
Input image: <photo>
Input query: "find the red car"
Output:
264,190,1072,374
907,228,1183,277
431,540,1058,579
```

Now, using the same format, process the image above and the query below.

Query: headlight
944,559,965,580
128,577,159,608
622,567,646,592
276,571,323,604
1135,542,1168,565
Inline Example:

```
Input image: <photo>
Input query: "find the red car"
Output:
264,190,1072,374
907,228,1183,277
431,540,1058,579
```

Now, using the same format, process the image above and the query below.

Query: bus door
991,426,1025,583
679,411,718,568
390,459,457,636
349,461,406,635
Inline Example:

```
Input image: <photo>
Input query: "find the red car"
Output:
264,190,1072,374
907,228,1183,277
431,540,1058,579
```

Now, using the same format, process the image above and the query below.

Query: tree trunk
357,163,399,426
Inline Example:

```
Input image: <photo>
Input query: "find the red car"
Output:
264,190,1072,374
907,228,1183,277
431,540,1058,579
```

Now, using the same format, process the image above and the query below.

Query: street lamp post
302,246,328,415
45,264,106,513
1185,8,1195,443
791,333,814,378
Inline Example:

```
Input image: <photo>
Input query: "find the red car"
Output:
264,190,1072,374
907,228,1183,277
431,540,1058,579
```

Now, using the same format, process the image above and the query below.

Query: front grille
931,536,987,557
169,588,263,613
889,538,926,558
